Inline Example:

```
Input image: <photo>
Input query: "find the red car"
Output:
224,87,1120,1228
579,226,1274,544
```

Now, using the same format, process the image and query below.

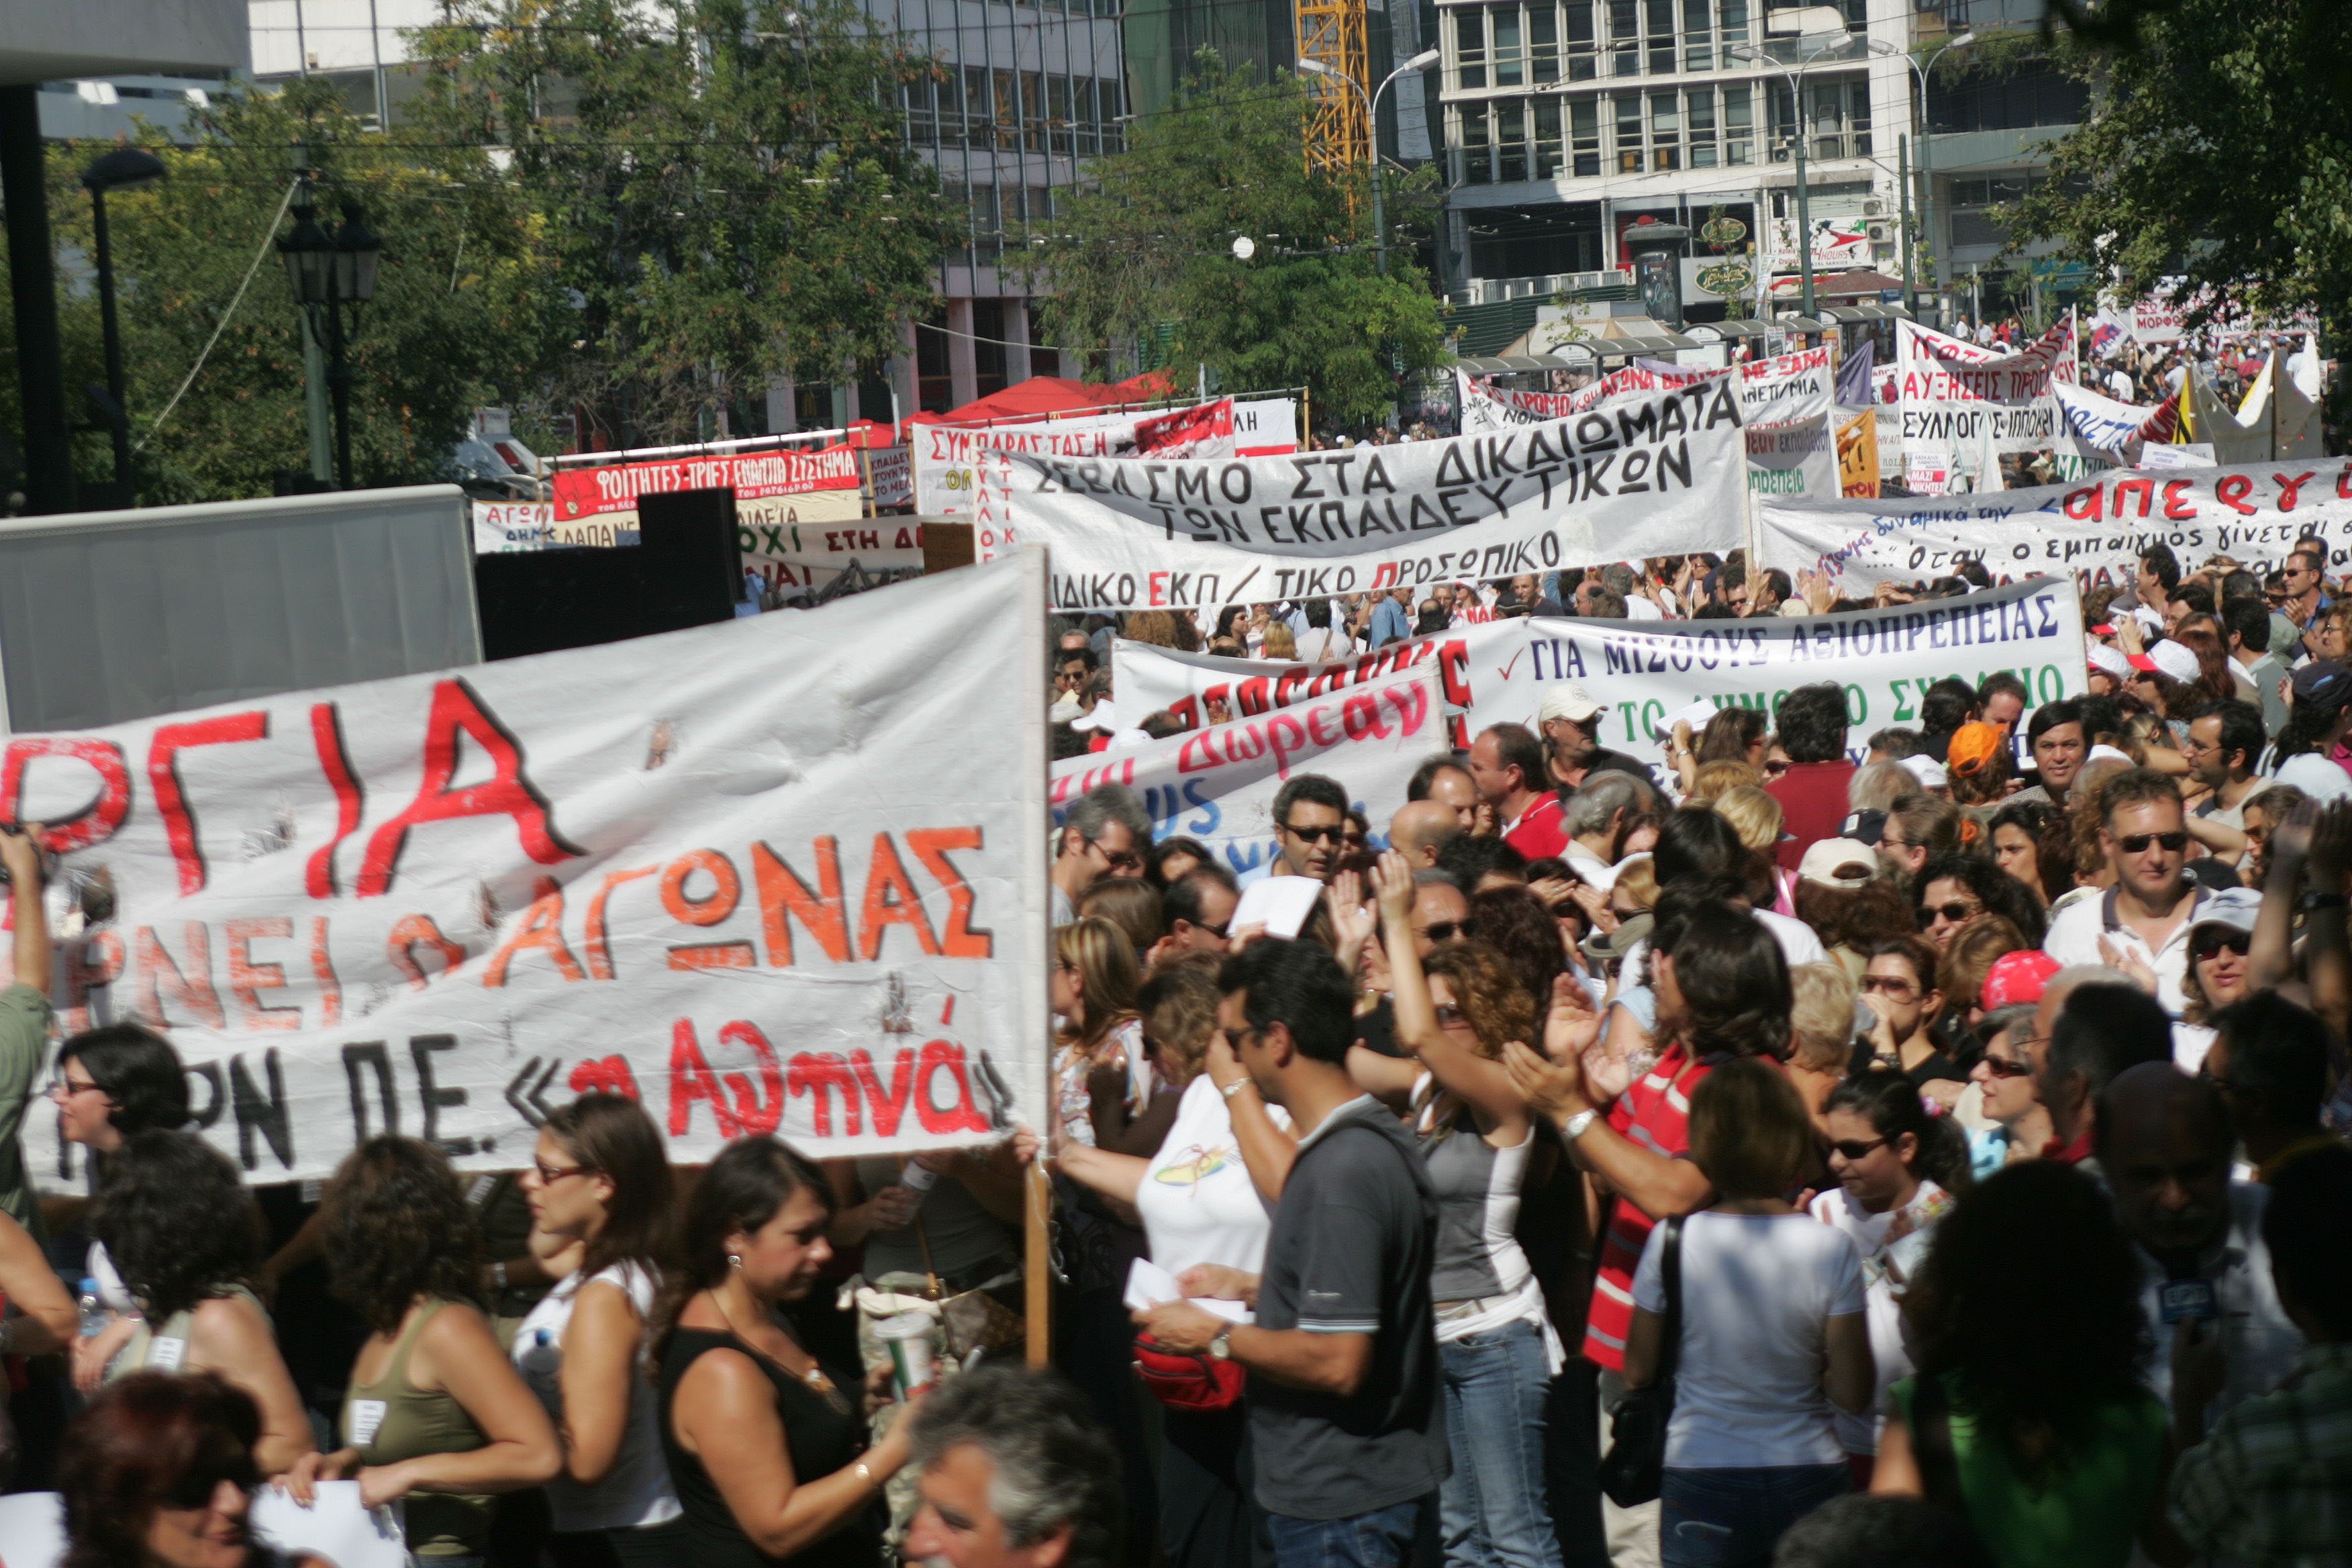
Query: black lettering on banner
409,1034,473,1156
1175,469,1212,505
343,1040,399,1140
230,1050,295,1171
1289,458,1326,499
1219,464,1252,505
185,1062,226,1130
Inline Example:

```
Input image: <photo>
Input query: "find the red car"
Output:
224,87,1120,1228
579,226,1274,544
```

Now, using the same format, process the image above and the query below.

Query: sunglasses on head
2192,929,2251,959
1283,822,1346,844
2115,830,2190,854
1423,920,1478,942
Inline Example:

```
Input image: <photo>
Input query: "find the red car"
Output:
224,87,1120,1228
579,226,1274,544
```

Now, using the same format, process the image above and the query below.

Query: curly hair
1934,915,2029,1017
1136,954,1222,1085
322,1136,487,1336
1465,885,1566,1012
1687,760,1760,806
90,1130,258,1322
1422,941,1542,1061
1989,799,2069,903
1907,1162,2151,1482
1792,877,1914,954
61,1372,261,1568
1913,853,2046,948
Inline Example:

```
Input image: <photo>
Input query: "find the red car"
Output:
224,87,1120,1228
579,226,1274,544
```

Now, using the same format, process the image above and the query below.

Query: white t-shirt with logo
512,1260,683,1532
1133,1075,1293,1305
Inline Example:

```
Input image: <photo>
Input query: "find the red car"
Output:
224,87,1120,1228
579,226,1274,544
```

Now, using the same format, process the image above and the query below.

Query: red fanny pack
1131,1333,1245,1411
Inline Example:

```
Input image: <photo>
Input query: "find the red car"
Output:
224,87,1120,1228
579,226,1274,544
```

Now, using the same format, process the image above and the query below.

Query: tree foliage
1024,57,1447,424
2010,0,2352,339
0,79,542,503
405,0,959,443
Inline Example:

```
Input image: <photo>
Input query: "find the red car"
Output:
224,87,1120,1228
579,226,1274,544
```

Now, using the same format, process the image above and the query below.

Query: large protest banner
1756,459,2352,592
1896,320,2078,495
911,399,1238,547
1013,381,1749,612
1110,578,2083,832
548,445,920,583
9,553,1050,1189
472,502,556,553
1052,665,1444,879
1457,346,1830,434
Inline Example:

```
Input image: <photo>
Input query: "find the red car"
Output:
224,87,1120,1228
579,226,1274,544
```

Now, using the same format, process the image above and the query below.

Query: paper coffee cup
874,1310,936,1397
900,1161,940,1192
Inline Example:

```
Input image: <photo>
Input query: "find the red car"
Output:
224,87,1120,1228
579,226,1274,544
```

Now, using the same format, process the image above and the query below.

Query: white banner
1896,320,2079,495
1110,577,2083,818
1462,348,1828,440
1234,398,1302,455
910,399,1238,545
472,503,556,554
1758,460,2352,592
11,554,1050,1188
1014,383,1749,611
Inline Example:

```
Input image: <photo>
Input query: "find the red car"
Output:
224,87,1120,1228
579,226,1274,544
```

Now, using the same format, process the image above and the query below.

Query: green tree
1,79,543,502
2009,0,2352,341
1022,56,1447,425
405,0,959,444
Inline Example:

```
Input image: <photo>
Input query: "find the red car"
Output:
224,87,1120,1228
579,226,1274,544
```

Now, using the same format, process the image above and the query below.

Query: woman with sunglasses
1964,1003,2051,1174
58,1371,305,1568
285,1135,561,1561
1856,937,1969,1108
1355,850,1563,1568
2167,894,2259,1075
1912,853,2044,953
1809,1069,1969,1483
512,1094,687,1568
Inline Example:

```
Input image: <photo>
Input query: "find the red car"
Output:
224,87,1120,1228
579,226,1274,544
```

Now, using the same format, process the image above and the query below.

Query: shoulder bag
1598,1213,1683,1508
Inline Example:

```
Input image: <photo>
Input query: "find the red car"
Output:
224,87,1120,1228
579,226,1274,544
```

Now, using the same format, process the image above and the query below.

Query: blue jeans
1657,1465,1849,1568
1438,1321,1565,1568
1267,1498,1425,1568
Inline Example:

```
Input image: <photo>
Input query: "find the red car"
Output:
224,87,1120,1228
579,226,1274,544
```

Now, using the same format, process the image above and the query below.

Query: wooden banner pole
1024,1162,1052,1368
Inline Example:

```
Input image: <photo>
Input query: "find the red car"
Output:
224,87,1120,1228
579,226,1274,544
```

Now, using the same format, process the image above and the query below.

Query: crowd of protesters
10,532,2352,1568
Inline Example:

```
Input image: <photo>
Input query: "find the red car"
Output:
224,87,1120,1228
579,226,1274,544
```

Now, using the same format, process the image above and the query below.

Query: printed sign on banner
1757,459,2352,592
1233,399,1302,455
1836,411,1880,498
472,502,556,553
10,553,1050,1188
1013,381,1749,612
1747,415,1839,499
1109,578,2084,852
548,447,916,583
1896,320,2079,496
910,399,1239,544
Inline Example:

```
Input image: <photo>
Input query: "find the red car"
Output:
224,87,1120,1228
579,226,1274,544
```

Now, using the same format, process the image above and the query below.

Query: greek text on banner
7,553,1050,1189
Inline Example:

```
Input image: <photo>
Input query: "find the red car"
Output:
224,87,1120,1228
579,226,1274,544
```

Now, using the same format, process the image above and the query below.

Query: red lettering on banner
914,1039,993,1134
752,838,852,966
2339,463,2352,499
788,1050,858,1137
668,1020,740,1137
356,677,582,897
225,917,300,1030
2216,476,2256,515
860,834,942,959
0,738,132,854
1382,683,1430,734
1149,572,1169,606
306,703,363,898
1274,669,1308,708
1236,677,1272,717
585,865,657,980
1371,562,1399,590
388,914,467,990
569,1055,642,1099
308,918,340,1026
1306,705,1342,746
663,848,754,970
135,922,226,1030
1438,640,1473,709
2163,481,2198,519
908,828,991,958
1342,691,1392,740
2114,478,2155,518
484,877,586,985
851,1047,916,1136
149,712,269,895
1168,694,1200,730
1266,714,1310,777
718,1022,785,1134
2275,471,2316,511
2063,485,2104,522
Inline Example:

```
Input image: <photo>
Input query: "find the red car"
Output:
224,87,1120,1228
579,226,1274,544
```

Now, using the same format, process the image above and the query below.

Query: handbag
1132,1333,1246,1411
915,1216,1025,1362
1597,1214,1683,1508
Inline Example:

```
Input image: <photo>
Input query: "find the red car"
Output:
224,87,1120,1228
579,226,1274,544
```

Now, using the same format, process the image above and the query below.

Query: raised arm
2300,802,2352,1041
1504,1040,1711,1220
1373,852,1529,1134
1,827,48,995
1202,1034,1297,1202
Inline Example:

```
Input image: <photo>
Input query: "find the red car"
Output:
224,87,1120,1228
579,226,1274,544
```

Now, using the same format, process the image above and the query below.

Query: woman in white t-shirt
1625,1059,1873,1568
511,1094,687,1567
1806,1069,1961,1475
1054,957,1295,1568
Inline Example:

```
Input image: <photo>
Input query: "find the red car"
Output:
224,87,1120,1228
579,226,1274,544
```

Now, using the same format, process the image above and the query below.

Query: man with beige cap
1536,682,1654,794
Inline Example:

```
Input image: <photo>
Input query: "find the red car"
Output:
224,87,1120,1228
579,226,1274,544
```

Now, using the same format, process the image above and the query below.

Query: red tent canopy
910,369,1182,426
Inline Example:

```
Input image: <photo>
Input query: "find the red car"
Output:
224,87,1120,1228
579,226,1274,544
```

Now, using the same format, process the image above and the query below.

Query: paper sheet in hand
250,1481,407,1568
1651,698,1719,745
0,1493,64,1568
1125,1257,1252,1324
1231,875,1324,940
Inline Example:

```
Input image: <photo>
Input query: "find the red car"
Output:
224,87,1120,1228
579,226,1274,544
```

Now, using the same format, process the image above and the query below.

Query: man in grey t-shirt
1134,938,1445,1567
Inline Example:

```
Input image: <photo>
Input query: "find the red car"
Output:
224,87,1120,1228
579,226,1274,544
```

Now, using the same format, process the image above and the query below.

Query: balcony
1449,270,1628,306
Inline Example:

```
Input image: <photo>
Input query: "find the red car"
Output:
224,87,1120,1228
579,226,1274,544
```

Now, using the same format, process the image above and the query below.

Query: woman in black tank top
654,1139,920,1567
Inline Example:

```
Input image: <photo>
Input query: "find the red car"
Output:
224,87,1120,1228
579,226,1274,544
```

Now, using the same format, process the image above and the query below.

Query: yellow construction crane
1295,0,1370,210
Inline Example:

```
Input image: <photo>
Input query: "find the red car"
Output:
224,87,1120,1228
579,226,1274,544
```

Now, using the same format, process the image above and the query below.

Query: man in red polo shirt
1765,683,1857,873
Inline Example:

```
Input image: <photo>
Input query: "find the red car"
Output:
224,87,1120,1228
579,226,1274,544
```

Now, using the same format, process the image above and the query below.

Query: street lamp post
279,196,382,491
1298,48,1440,277
1892,32,1975,320
80,147,166,499
1729,42,1825,317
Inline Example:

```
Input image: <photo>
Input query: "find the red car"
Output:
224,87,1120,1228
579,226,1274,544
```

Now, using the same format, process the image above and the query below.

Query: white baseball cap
1069,699,1120,732
2087,642,2133,680
1899,754,1949,790
1539,683,1605,724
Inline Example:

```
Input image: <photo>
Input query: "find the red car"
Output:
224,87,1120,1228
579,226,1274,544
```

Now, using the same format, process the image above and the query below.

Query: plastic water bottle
78,1278,106,1338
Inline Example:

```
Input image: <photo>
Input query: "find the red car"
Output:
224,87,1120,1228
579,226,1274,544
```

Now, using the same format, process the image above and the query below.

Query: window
1724,82,1752,162
1022,70,1045,150
1530,7,1560,83
1565,0,1598,79
1650,89,1681,168
994,68,1018,149
1614,91,1644,170
1046,75,1071,153
1681,0,1712,69
1494,6,1524,86
1461,103,1493,182
1498,99,1529,179
1687,85,1716,166
1645,0,1674,74
1571,97,1601,175
963,66,991,148
1608,0,1638,76
1534,99,1565,176
1458,9,1487,89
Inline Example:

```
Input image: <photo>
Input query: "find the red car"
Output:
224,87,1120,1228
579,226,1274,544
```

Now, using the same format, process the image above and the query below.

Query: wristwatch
1208,1329,1232,1360
1563,1108,1600,1141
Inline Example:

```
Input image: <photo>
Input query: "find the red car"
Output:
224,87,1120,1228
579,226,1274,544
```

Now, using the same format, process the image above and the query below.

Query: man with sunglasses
2043,767,2214,1018
0,822,52,1235
1161,864,1241,957
2282,549,2332,650
1050,783,1151,925
1238,774,1351,888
